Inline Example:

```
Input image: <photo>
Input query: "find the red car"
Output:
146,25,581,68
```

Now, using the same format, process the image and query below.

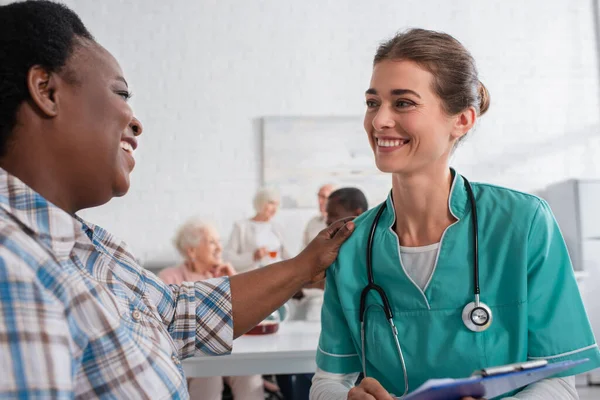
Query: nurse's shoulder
330,204,384,270
471,181,549,231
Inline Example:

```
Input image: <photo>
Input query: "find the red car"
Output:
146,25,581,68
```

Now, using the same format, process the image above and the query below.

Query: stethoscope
359,176,492,398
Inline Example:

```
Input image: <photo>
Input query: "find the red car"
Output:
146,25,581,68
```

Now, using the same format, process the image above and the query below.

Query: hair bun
478,81,490,116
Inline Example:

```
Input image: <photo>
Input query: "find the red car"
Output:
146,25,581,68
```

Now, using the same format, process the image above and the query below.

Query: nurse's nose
371,105,396,131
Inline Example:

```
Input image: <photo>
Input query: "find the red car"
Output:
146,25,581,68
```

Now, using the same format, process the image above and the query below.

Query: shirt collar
0,168,84,260
383,167,470,226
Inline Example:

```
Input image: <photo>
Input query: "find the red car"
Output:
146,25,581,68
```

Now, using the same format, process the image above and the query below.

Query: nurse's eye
395,99,415,108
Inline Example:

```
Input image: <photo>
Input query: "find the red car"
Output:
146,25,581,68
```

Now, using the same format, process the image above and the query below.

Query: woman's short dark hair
0,0,93,156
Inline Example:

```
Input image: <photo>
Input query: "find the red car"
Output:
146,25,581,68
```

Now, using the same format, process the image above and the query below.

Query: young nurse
310,28,599,400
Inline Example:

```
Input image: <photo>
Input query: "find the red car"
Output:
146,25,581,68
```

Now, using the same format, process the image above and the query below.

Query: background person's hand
253,247,268,261
296,218,354,283
214,263,236,277
348,378,394,400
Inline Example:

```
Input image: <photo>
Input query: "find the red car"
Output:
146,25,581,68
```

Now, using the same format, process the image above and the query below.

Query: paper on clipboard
402,376,484,400
402,358,588,400
481,359,588,398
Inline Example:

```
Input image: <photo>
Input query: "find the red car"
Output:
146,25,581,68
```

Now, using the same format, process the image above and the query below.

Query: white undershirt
399,242,439,290
309,243,579,399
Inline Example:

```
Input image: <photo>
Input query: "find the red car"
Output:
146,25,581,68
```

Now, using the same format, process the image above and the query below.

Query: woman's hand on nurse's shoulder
348,378,394,400
297,218,355,284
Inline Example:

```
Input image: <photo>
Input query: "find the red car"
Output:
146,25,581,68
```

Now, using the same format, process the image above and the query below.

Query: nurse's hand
297,218,355,283
348,378,394,400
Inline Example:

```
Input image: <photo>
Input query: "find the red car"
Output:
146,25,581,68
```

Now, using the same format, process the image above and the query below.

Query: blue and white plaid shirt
0,168,233,399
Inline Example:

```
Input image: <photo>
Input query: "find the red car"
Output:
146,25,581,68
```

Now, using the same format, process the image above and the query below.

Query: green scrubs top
316,171,600,397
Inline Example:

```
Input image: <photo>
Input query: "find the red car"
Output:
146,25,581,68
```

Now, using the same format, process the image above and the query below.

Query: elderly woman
159,219,263,400
224,187,291,272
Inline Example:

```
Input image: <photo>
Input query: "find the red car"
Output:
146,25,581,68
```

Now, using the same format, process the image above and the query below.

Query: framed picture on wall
262,116,390,209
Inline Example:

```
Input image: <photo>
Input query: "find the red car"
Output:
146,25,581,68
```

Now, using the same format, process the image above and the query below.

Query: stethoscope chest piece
462,298,493,332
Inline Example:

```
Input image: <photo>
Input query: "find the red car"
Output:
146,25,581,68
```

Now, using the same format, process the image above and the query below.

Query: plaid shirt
0,169,233,399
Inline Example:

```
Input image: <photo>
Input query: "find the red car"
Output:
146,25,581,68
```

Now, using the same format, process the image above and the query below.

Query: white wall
56,0,600,266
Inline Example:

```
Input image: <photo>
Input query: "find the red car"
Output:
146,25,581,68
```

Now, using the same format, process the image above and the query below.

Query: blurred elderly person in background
302,184,336,249
224,187,290,272
160,218,235,283
159,218,264,400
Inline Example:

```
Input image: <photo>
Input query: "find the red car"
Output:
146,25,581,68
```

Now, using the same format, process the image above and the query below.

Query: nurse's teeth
377,139,408,147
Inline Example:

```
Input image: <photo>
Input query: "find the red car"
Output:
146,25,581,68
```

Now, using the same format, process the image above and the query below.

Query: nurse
310,28,600,400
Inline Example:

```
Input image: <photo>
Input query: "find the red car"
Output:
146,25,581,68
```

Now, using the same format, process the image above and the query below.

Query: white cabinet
542,179,600,384
543,180,600,271
579,183,600,240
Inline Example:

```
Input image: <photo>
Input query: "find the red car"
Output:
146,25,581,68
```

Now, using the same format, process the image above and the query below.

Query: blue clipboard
402,358,588,400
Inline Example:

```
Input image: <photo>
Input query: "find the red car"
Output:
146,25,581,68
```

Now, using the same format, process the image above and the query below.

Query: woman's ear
450,106,477,141
26,65,59,117
185,247,196,261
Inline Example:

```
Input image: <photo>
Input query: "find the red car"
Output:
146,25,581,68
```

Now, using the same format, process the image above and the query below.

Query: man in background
325,187,369,226
298,187,369,299
279,187,369,400
302,184,336,248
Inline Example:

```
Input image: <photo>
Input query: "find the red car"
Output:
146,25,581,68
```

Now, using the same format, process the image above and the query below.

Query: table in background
183,321,320,377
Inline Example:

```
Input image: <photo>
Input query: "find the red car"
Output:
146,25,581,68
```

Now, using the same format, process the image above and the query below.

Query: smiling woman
0,1,354,399
310,28,597,400
0,4,143,212
363,29,490,176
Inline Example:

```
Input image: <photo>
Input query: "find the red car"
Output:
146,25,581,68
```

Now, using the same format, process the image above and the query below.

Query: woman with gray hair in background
224,187,291,272
159,218,264,400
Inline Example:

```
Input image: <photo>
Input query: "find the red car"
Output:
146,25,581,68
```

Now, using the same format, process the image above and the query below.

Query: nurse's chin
373,160,411,175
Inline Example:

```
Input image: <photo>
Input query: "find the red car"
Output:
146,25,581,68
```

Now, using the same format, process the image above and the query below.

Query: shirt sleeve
526,199,600,375
143,269,233,359
0,256,74,399
502,376,578,400
309,368,359,400
315,261,362,374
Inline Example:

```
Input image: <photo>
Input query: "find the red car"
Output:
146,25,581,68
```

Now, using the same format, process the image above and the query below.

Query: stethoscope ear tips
462,301,493,332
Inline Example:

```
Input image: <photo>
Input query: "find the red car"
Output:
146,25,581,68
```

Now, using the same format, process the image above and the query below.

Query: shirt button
172,354,181,366
132,309,142,322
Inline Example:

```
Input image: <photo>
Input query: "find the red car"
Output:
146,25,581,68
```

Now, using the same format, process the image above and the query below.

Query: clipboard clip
472,359,549,377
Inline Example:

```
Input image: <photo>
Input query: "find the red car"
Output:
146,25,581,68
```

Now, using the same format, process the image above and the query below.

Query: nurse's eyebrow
365,88,421,98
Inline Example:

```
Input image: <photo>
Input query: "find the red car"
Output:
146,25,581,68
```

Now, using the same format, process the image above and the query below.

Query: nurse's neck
391,165,456,248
